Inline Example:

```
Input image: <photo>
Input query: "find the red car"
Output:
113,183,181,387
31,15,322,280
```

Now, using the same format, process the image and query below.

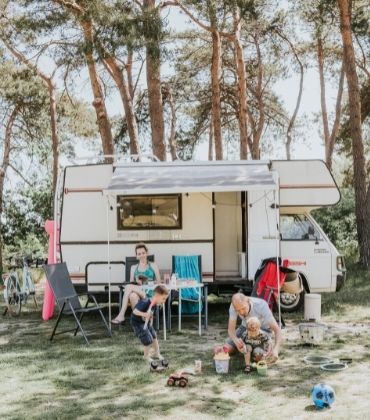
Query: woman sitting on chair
111,243,161,325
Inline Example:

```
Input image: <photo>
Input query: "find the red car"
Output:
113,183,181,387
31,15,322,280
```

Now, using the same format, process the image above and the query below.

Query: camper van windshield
117,194,181,230
280,214,321,241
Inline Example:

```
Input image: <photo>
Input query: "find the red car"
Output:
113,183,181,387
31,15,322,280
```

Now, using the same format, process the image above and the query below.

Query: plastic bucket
256,361,268,376
214,358,230,374
299,322,326,345
304,294,321,322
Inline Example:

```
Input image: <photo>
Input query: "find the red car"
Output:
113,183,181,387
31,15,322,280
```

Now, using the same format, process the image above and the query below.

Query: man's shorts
131,322,157,346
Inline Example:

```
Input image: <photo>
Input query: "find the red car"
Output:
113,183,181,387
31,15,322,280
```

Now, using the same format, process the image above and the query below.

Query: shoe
111,318,125,325
244,365,252,374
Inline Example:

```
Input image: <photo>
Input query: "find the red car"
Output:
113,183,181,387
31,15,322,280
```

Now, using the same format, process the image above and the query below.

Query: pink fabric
42,220,58,320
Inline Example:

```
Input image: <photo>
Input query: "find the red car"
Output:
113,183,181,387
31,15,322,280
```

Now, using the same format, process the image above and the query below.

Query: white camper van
57,159,346,312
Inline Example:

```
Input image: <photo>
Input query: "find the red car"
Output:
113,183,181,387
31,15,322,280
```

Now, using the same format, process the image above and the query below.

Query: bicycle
2,255,42,316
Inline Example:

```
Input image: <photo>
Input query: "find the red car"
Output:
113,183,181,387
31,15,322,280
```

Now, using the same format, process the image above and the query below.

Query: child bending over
130,284,169,362
242,316,271,374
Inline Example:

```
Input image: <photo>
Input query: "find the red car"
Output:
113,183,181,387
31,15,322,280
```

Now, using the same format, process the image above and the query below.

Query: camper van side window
117,195,182,230
280,214,321,241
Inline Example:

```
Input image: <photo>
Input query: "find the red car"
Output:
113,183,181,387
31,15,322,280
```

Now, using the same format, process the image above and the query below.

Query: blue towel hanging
173,255,202,314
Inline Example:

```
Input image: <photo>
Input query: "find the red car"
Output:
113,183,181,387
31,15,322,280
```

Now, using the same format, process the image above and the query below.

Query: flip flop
111,319,125,325
244,365,252,374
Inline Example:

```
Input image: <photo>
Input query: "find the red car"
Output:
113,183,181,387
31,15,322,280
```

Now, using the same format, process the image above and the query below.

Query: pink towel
42,220,57,320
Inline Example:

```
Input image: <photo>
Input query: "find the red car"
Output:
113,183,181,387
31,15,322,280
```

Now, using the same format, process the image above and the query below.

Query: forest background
0,0,369,274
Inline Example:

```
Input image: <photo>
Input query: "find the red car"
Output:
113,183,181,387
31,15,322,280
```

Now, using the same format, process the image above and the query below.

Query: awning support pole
274,189,281,328
106,195,112,331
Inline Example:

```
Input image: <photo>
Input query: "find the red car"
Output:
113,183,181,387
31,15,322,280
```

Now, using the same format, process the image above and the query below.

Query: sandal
111,319,125,325
244,365,252,374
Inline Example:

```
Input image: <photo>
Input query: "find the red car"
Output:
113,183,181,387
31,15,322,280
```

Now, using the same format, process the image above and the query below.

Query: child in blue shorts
130,284,169,361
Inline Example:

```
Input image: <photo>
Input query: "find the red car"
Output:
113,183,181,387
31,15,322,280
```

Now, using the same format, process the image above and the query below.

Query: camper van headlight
336,256,346,271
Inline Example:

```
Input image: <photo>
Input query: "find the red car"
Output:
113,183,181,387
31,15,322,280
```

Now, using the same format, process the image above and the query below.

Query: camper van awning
104,161,278,195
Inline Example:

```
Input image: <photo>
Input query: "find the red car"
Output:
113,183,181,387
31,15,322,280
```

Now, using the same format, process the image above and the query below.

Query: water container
304,293,321,322
214,357,230,374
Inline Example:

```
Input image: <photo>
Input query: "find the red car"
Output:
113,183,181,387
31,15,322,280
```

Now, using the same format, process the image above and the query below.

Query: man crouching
224,293,282,371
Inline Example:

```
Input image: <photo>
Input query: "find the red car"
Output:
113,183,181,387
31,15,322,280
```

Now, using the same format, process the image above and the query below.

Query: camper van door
280,213,332,291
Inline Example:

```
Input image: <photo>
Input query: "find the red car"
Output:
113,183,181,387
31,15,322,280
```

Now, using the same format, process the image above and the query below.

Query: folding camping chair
117,255,160,329
44,263,112,345
168,255,208,330
252,257,290,327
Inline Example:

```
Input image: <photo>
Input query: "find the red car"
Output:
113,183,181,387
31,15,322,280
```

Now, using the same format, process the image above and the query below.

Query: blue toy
311,383,335,409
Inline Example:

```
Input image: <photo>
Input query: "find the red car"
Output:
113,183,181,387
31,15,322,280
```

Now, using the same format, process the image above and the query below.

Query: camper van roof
103,160,278,195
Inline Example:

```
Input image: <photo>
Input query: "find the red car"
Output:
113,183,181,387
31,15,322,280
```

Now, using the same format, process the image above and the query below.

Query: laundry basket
281,270,303,294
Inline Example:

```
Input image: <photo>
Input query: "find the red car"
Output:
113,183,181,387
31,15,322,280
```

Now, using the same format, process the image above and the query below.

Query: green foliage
3,233,46,264
312,188,358,261
2,181,52,252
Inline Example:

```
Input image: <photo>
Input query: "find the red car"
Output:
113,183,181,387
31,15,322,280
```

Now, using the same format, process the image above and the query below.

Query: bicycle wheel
5,274,22,316
24,270,36,295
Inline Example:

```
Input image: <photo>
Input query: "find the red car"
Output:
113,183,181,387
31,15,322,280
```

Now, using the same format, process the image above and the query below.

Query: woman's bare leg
129,293,140,310
113,284,142,322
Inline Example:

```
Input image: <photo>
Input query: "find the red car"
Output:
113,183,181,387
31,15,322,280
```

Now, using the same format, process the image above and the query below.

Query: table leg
205,285,208,330
162,303,166,341
118,287,123,312
198,286,201,336
178,290,181,332
167,291,172,331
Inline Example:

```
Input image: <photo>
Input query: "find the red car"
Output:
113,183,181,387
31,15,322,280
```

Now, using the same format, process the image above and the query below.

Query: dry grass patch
0,266,369,419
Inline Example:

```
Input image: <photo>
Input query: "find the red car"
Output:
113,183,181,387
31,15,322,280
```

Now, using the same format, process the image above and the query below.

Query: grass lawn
1,265,370,420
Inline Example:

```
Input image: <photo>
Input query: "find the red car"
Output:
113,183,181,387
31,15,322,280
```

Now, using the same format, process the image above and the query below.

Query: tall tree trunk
102,56,140,155
278,32,304,160
208,118,214,161
0,107,19,274
210,29,223,160
162,84,177,161
46,79,59,196
81,20,114,159
251,35,265,160
317,37,331,162
337,0,370,267
53,1,115,159
126,49,135,100
233,9,248,160
143,0,166,161
317,36,345,170
172,0,223,159
2,40,60,199
286,62,303,160
327,62,345,170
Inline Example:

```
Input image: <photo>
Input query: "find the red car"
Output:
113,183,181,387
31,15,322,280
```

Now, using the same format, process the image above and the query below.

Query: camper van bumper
336,273,346,291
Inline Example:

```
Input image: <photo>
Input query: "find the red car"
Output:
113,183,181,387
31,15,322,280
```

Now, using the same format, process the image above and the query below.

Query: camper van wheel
280,290,305,313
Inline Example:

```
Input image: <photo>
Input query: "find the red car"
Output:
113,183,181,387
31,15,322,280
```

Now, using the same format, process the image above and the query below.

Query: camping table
178,282,204,336
142,282,205,338
167,281,207,336
119,282,208,339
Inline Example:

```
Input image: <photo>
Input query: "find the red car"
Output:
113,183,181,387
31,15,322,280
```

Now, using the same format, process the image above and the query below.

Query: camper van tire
280,289,305,312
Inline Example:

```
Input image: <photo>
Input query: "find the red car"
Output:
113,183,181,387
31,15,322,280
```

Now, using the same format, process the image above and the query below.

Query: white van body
57,159,345,311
